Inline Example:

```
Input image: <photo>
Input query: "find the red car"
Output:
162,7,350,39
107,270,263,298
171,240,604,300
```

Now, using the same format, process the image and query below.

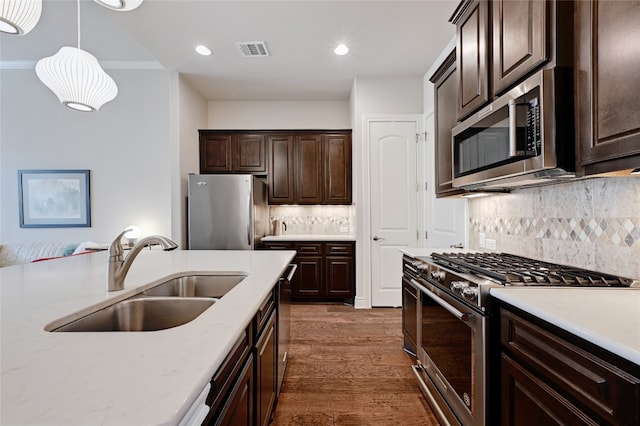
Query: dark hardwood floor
272,303,438,425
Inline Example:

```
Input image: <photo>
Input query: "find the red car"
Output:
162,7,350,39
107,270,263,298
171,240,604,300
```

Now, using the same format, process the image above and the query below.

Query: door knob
373,236,385,241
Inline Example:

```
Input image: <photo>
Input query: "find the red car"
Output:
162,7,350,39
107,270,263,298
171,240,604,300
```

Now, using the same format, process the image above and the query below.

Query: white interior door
369,120,418,307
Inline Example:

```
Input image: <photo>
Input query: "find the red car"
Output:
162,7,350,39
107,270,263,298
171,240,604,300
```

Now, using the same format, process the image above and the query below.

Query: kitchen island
0,248,295,425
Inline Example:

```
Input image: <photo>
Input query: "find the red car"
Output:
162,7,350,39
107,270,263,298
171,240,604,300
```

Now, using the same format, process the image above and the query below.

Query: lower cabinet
202,288,281,426
499,305,640,425
263,241,355,303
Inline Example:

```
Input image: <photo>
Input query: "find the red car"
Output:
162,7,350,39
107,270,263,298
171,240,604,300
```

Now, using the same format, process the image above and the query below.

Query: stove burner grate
431,252,633,287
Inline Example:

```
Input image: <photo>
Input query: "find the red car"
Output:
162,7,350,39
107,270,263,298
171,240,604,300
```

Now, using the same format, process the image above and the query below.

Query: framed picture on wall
18,170,91,228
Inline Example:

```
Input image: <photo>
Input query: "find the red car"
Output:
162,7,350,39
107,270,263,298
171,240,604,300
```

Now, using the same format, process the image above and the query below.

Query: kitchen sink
141,273,247,298
50,297,216,332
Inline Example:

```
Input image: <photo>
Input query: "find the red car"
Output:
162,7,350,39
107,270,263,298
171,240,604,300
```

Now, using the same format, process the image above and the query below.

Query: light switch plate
339,226,348,233
479,233,486,248
486,238,497,250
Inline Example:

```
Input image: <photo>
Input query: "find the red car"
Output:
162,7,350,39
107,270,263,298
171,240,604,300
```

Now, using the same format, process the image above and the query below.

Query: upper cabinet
575,0,640,175
199,131,266,174
491,0,548,95
430,50,465,198
269,131,352,205
451,0,490,120
450,0,570,120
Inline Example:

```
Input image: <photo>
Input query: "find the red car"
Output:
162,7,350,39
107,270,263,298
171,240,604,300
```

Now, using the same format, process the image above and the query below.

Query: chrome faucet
107,228,178,291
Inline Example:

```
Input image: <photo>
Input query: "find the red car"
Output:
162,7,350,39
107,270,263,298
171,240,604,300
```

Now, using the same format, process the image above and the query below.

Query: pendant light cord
77,0,81,50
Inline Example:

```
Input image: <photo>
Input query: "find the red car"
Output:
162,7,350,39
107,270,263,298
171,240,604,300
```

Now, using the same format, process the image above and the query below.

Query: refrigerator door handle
247,191,252,246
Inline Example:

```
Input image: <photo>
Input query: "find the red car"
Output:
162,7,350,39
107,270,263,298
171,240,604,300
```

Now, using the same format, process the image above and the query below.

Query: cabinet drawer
264,242,294,250
294,243,322,255
207,327,251,412
501,308,640,425
256,291,275,334
326,242,353,256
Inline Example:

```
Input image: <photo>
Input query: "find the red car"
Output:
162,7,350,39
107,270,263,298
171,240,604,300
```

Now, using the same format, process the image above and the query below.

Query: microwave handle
508,99,518,157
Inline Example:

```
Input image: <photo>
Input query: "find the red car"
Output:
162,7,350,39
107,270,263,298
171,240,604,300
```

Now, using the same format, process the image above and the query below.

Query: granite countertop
0,249,295,426
262,234,356,242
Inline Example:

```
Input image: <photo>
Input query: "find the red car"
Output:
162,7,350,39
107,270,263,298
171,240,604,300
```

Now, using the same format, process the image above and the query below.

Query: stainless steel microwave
451,69,575,190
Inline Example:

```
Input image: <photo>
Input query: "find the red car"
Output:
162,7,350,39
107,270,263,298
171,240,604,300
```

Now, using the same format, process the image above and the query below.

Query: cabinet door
492,0,547,95
295,134,323,204
268,135,295,204
233,134,266,173
501,354,600,426
200,132,232,173
325,255,354,298
255,312,277,426
293,256,322,298
575,0,640,175
454,0,490,119
323,134,352,204
211,355,254,426
431,50,465,197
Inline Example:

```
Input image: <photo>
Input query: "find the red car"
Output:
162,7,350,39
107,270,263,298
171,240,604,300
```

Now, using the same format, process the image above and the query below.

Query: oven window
421,292,473,409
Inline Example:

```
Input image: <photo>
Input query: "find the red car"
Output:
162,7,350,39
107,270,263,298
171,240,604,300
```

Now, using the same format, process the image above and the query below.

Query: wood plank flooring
272,303,439,425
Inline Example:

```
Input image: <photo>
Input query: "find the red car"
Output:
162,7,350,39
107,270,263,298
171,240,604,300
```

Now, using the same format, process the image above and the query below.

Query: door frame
357,114,425,309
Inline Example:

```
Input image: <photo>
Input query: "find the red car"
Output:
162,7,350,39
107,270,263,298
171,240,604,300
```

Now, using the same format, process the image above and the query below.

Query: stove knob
416,263,428,271
430,271,445,281
450,281,468,295
461,286,478,301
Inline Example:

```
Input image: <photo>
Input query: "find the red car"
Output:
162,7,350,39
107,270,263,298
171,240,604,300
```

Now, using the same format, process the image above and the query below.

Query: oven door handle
411,279,471,322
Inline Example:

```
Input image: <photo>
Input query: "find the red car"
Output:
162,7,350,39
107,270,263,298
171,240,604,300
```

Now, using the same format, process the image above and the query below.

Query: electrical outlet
486,238,497,250
339,226,348,233
479,233,486,248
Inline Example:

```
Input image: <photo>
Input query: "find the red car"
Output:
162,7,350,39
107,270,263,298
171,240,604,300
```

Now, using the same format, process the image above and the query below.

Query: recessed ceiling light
334,44,349,56
195,45,212,56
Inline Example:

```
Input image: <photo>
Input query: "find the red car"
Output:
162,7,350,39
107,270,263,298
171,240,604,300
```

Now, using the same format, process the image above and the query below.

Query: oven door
411,277,487,426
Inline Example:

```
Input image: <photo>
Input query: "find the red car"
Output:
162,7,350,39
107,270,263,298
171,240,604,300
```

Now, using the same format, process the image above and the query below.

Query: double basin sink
47,273,247,332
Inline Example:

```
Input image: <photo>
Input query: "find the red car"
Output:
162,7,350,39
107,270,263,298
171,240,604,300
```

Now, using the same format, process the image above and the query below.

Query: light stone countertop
262,234,355,242
0,249,295,426
401,247,640,366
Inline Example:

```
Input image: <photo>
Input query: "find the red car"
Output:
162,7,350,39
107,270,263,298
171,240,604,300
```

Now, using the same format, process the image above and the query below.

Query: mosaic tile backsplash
268,205,355,235
468,177,640,280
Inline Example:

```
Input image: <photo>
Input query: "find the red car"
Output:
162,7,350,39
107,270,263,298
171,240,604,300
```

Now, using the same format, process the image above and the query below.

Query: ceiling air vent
236,41,270,57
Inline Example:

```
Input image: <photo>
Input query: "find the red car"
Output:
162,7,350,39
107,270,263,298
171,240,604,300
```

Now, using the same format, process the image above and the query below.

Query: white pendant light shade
35,46,118,112
94,0,143,11
0,0,42,35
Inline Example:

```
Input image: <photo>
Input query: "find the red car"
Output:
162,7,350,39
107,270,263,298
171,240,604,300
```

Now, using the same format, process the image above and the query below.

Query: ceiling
0,0,458,101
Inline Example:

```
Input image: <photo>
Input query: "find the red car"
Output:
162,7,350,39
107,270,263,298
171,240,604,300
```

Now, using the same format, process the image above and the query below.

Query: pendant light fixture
94,0,143,12
35,0,117,112
0,0,42,35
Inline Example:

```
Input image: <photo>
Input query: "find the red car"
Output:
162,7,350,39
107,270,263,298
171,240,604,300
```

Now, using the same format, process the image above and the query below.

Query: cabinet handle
285,264,297,282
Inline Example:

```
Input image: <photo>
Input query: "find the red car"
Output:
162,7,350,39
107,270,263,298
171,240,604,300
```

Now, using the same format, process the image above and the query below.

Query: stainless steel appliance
404,251,638,426
188,174,268,250
452,69,575,190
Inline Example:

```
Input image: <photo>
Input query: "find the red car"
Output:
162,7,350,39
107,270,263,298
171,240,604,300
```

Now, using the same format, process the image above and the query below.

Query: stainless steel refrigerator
188,174,269,250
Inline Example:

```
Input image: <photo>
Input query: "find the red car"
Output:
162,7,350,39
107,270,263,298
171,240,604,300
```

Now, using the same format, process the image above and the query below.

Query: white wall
208,101,350,129
0,68,173,243
172,75,208,247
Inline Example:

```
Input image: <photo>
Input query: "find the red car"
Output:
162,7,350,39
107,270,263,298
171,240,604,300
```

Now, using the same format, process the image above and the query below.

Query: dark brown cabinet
267,135,295,204
213,355,254,426
491,0,548,95
199,131,266,174
430,49,465,197
451,0,490,120
500,305,640,425
575,0,640,175
255,310,276,426
269,131,352,205
263,241,355,302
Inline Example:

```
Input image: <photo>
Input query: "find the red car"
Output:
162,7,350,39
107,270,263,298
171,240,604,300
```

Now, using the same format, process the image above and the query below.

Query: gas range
408,251,639,312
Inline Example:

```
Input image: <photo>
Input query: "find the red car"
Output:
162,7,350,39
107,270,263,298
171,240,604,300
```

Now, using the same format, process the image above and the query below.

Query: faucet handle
109,229,130,260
